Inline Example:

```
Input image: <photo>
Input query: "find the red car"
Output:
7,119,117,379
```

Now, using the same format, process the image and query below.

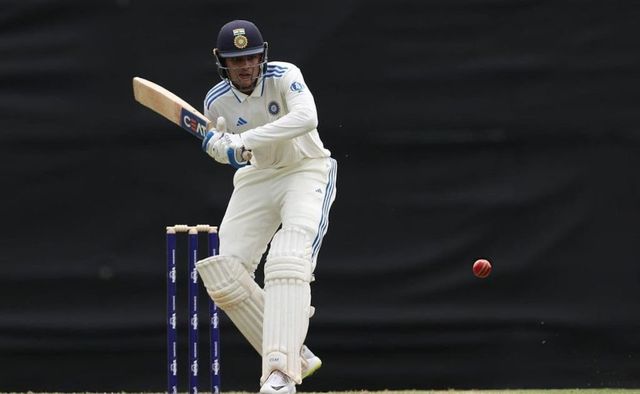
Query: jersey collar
229,77,265,102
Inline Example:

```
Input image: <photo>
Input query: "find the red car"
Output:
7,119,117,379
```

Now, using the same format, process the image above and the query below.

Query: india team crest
232,28,248,49
268,101,280,115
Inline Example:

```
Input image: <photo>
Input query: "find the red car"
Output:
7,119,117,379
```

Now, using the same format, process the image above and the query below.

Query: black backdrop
1,0,639,391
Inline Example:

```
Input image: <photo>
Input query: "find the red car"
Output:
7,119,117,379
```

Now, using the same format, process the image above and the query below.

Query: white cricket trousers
218,157,337,275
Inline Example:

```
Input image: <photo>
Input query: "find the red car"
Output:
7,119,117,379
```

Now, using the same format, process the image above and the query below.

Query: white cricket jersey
204,61,331,169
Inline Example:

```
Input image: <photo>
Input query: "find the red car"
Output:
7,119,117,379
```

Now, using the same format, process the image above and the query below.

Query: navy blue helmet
213,20,269,80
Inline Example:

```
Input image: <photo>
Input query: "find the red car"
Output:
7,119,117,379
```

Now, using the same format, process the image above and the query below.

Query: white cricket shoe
260,370,296,394
301,345,322,379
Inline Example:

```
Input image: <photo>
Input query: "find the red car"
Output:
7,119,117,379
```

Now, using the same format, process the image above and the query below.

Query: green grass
327,391,638,394
217,390,640,394
49,390,631,393
237,391,638,394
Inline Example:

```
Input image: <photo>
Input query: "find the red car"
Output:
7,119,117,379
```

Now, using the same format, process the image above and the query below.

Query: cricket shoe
301,345,322,379
260,370,296,394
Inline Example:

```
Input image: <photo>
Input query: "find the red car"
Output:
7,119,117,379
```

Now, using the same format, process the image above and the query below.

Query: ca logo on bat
181,108,208,138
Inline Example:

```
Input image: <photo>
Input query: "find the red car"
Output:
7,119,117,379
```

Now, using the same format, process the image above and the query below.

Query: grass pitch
220,390,640,394
23,390,640,394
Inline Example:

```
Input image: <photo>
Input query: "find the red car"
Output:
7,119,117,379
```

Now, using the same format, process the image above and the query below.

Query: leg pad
197,255,264,353
262,227,313,384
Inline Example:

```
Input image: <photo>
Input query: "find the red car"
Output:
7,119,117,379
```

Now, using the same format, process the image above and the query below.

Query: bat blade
132,76,252,161
132,76,210,140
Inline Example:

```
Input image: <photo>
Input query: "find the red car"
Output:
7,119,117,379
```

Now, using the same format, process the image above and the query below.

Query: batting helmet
216,20,267,57
213,20,269,80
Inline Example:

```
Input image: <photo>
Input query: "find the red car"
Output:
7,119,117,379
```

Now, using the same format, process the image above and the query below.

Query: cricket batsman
195,19,337,394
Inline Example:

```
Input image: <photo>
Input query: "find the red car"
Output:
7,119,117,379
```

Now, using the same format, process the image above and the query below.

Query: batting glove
202,116,250,168
202,129,228,164
221,133,250,169
203,116,230,164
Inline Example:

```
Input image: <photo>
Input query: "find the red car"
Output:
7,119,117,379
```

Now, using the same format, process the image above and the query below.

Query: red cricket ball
473,258,492,278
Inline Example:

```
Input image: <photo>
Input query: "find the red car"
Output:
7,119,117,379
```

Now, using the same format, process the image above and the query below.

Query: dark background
1,0,639,391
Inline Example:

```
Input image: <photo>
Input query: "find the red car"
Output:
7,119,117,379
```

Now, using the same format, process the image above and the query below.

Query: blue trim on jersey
267,64,288,71
311,158,337,259
258,64,287,96
263,70,286,78
263,64,288,79
205,82,231,109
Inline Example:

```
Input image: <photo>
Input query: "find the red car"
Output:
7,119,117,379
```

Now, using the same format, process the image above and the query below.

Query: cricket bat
132,76,251,160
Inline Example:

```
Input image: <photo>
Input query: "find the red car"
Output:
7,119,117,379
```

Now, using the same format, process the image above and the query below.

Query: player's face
226,54,262,93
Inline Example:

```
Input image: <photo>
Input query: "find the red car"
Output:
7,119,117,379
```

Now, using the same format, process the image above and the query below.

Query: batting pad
196,255,264,353
262,227,313,384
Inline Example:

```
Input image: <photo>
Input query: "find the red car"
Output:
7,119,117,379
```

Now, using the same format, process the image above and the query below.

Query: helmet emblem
234,35,248,49
232,28,248,49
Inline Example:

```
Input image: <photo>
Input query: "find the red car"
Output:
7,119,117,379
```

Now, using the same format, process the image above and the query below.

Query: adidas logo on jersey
236,117,248,126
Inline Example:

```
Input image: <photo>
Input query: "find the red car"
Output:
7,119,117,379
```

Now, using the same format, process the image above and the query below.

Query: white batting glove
202,131,225,161
219,132,249,169
202,116,250,168
202,116,229,164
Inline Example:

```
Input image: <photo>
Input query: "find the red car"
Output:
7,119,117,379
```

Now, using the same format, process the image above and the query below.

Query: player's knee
265,226,313,282
196,255,256,309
